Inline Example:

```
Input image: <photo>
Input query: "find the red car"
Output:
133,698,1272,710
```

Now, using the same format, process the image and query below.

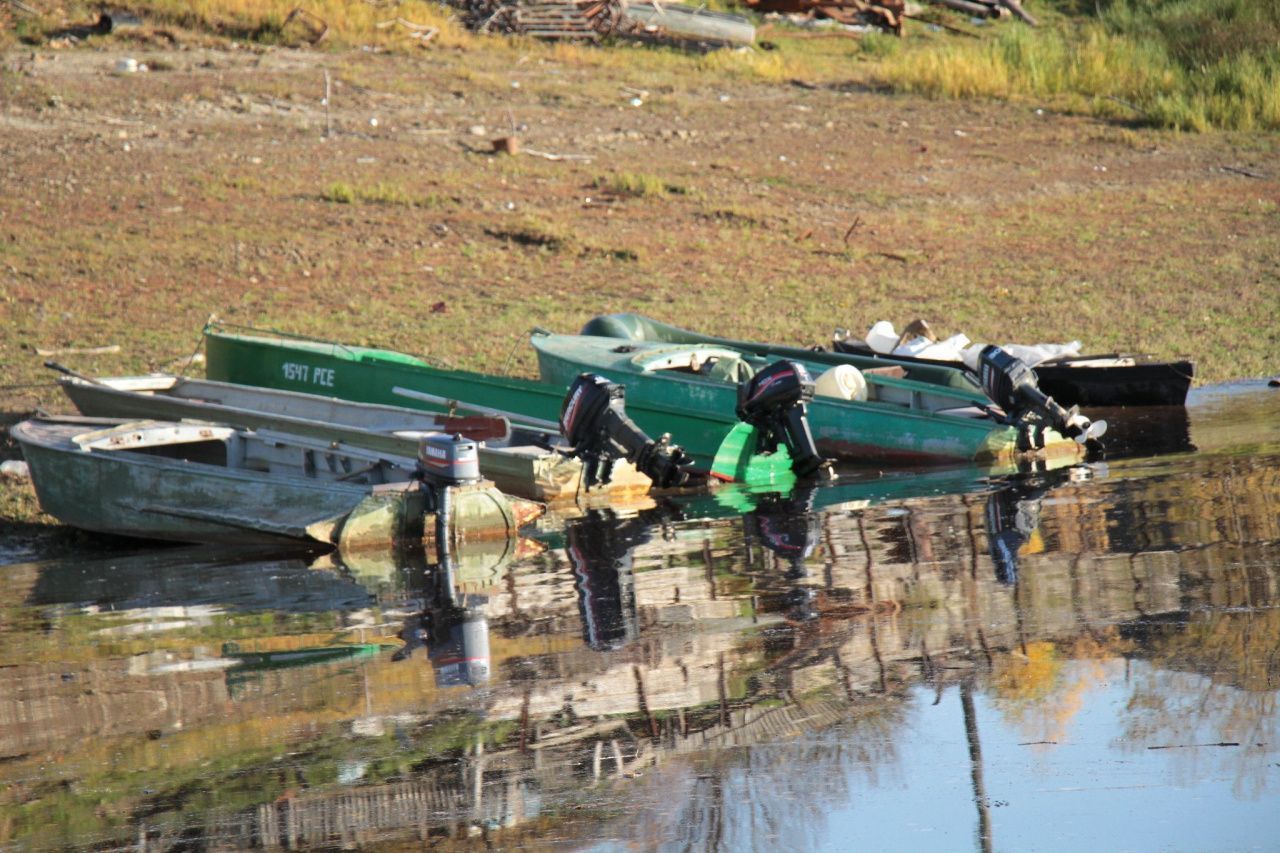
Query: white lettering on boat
281,363,336,387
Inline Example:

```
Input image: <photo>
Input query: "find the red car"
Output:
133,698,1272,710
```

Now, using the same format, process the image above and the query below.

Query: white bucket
815,364,867,402
864,320,898,355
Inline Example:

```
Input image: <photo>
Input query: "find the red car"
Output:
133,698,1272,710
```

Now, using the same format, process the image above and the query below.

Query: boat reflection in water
1,388,1279,850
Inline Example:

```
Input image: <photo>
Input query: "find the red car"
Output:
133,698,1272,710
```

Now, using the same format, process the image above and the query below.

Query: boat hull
830,338,1193,407
60,375,652,503
13,420,371,544
202,326,739,469
533,334,1080,467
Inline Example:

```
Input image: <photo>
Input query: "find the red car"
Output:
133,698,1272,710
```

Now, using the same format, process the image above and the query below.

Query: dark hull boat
831,336,1193,407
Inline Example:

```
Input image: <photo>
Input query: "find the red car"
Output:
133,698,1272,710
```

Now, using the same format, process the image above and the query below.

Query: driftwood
928,0,998,17
34,344,121,357
997,0,1036,25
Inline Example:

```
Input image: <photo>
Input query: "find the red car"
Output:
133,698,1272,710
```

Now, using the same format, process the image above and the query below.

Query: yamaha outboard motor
977,346,1107,447
560,373,698,490
390,556,491,686
736,360,831,479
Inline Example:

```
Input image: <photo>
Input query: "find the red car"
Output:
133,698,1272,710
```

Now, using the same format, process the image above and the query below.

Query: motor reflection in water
2,390,1279,851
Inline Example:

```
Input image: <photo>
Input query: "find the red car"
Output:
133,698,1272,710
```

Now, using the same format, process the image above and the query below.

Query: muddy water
1,383,1278,851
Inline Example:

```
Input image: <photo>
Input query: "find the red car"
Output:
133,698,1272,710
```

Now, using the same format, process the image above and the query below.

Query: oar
391,386,560,433
44,360,108,386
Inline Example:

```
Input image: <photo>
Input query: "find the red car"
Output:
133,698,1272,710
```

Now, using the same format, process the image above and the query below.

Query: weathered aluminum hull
59,374,652,503
14,421,371,544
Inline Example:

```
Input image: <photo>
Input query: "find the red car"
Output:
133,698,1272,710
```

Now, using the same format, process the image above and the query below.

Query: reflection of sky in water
585,660,1280,852
840,668,1280,851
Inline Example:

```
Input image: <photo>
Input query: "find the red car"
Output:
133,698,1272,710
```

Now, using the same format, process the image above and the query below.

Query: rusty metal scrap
748,0,906,33
452,0,626,40
448,0,753,44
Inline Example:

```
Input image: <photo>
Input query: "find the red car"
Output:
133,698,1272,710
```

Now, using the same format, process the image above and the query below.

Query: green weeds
876,0,1280,131
321,181,444,208
600,172,691,198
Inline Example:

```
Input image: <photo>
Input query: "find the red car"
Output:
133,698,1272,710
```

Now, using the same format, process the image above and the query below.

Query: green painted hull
533,332,1080,467
581,312,981,393
202,325,740,468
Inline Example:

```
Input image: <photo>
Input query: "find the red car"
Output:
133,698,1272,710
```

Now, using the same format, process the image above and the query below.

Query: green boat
581,312,980,393
202,322,742,469
532,332,1083,467
204,322,1081,469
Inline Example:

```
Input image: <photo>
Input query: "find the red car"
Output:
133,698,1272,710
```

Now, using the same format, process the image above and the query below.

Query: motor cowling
978,345,1106,446
560,373,697,490
735,360,830,479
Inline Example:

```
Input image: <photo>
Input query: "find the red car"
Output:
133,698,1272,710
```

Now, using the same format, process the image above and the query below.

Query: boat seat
862,365,907,380
934,406,990,419
701,355,755,383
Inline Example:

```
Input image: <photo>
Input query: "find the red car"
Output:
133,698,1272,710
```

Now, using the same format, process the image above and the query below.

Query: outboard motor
736,360,831,479
416,432,482,486
391,556,491,686
977,346,1107,447
560,373,698,490
565,508,663,651
744,488,822,621
984,479,1048,586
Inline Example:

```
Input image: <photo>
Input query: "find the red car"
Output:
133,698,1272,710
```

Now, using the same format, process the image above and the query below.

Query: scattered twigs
522,148,593,162
376,16,440,43
323,69,332,138
903,12,981,36
1220,165,1267,179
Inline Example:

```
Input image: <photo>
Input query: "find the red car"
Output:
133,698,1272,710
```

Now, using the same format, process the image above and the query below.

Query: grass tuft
601,172,689,198
321,181,443,207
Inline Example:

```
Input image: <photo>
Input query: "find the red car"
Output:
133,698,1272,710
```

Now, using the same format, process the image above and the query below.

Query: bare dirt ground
1,40,1278,540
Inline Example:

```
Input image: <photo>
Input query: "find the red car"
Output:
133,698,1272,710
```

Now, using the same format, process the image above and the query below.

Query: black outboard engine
744,488,822,620
565,508,663,651
978,346,1106,447
736,360,831,479
984,478,1049,586
560,373,698,490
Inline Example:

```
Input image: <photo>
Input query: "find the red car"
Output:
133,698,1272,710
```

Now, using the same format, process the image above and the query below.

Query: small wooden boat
12,417,541,547
830,330,1194,407
56,372,653,503
532,332,1084,467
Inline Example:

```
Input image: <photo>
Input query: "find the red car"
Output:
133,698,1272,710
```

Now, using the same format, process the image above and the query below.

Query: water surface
2,383,1278,850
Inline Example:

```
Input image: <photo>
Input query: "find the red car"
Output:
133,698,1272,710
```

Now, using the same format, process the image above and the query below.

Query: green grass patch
320,181,443,208
877,0,1280,131
600,171,691,198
